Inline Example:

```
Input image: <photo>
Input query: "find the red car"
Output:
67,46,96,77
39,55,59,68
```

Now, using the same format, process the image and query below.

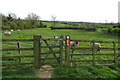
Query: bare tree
8,12,17,19
25,13,41,28
51,15,57,27
25,13,40,20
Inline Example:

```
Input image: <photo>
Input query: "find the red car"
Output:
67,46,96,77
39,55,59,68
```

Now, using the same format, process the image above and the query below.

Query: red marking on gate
66,35,70,46
42,38,50,40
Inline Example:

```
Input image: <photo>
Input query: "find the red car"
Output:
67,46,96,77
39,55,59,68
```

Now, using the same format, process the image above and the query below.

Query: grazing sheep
90,42,101,52
3,32,11,35
16,29,20,32
11,29,13,31
54,36,58,38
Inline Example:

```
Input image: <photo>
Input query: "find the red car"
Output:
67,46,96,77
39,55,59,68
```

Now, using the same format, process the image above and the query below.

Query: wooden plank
41,52,60,55
70,47,115,50
42,62,58,65
17,42,21,62
33,35,41,69
2,48,33,51
41,57,60,60
70,60,114,62
2,39,33,41
113,41,117,63
1,55,33,58
41,46,60,48
70,40,120,43
1,62,33,66
43,40,60,63
70,60,93,62
92,40,95,65
65,35,70,66
60,35,64,66
70,53,114,56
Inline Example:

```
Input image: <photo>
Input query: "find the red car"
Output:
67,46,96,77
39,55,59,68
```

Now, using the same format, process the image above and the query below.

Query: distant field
2,28,119,41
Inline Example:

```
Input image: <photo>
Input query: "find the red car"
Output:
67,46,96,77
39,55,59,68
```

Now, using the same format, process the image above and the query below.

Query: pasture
1,27,120,78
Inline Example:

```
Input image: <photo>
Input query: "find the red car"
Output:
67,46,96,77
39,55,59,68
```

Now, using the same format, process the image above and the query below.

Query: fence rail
1,55,33,58
1,39,33,41
70,53,115,56
1,62,33,66
70,60,114,62
71,47,119,50
71,40,120,43
1,35,120,68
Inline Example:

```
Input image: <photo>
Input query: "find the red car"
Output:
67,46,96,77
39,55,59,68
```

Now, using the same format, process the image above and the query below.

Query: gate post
92,40,95,65
65,35,70,66
60,35,64,66
33,35,42,69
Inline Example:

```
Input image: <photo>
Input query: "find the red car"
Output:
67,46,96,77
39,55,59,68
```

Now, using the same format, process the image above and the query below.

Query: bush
107,27,113,34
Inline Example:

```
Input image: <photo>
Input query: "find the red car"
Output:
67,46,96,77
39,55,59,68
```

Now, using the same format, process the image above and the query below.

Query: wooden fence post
65,35,70,66
17,42,21,62
33,35,42,69
113,41,116,63
92,40,95,65
60,35,64,66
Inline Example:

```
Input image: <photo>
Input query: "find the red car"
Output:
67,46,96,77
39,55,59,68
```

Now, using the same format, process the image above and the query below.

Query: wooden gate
33,35,64,69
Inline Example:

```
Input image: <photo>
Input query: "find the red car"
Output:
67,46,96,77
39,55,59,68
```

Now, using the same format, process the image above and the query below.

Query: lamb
90,42,101,52
3,32,11,35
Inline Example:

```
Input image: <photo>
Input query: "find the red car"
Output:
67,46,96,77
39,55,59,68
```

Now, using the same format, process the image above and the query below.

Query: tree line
1,12,47,30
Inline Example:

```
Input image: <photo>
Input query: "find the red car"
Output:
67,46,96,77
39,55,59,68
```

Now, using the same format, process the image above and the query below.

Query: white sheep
16,29,20,32
10,29,13,31
3,32,11,35
54,36,58,38
90,42,101,52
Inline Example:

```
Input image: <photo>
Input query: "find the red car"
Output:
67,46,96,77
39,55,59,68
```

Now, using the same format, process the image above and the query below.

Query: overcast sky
0,0,119,23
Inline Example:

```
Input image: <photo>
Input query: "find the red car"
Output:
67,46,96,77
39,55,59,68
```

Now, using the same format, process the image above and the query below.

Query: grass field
2,27,120,78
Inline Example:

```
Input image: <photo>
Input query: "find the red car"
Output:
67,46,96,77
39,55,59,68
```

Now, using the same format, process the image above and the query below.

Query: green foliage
102,27,120,36
52,65,120,78
2,67,38,78
2,16,45,30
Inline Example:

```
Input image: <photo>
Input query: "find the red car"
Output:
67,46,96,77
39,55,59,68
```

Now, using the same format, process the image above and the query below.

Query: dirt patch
33,65,53,78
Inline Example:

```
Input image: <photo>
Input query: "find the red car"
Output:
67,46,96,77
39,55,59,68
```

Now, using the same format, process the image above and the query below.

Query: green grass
52,65,120,78
2,28,120,78
42,22,67,27
2,67,38,78
2,28,118,41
